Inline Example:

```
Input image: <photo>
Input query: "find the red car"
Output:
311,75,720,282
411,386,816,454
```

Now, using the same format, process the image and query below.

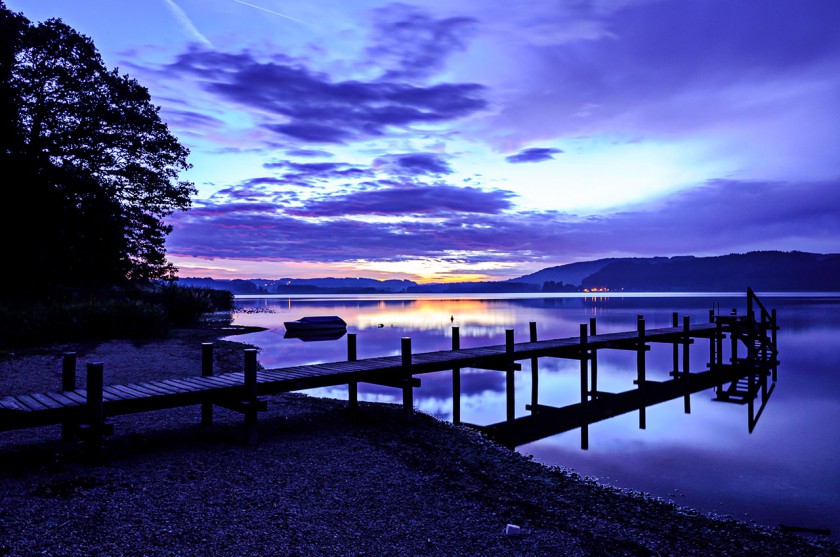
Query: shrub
0,284,233,348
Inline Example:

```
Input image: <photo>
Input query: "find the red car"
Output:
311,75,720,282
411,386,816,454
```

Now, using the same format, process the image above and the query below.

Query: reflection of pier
0,290,777,455
477,288,778,448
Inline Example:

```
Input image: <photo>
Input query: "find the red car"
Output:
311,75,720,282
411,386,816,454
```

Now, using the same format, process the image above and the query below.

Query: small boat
283,315,347,332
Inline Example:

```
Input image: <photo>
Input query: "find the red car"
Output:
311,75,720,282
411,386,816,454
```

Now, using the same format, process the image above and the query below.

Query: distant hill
576,251,840,292
177,251,840,295
512,258,621,288
176,276,417,295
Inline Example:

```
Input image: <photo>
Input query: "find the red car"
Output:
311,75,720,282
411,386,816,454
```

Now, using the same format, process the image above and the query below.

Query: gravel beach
1,327,837,556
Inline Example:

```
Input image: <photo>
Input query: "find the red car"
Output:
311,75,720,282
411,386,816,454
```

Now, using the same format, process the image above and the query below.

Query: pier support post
771,309,778,382
243,348,259,445
347,334,358,411
730,309,738,364
529,322,539,409
709,310,716,369
637,316,647,430
589,317,598,398
683,316,691,414
85,362,105,458
747,372,756,433
201,343,214,427
580,323,589,450
671,312,679,376
401,337,414,420
506,329,515,422
61,352,77,441
452,327,461,424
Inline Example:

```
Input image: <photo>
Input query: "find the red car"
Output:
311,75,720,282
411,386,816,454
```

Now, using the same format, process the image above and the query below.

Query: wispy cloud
161,0,213,48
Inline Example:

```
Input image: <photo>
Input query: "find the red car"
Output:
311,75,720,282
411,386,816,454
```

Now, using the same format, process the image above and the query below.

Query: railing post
401,337,413,420
579,323,589,450
61,352,77,441
201,342,214,427
347,333,358,411
747,288,755,322
244,348,258,445
452,327,461,424
529,322,538,410
730,311,738,364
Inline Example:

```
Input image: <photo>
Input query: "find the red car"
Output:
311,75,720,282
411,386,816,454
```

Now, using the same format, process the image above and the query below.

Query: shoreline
1,326,838,556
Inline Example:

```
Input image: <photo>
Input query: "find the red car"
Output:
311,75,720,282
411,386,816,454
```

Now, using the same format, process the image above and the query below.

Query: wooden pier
0,289,778,453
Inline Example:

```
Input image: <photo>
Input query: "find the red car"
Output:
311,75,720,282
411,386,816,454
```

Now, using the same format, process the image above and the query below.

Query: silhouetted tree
0,3,194,292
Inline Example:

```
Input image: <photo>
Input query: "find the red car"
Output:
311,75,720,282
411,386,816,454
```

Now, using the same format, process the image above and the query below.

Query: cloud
483,0,840,174
168,177,840,268
505,147,563,164
284,149,335,158
372,153,452,176
164,49,487,144
287,183,515,217
262,160,375,187
366,3,478,80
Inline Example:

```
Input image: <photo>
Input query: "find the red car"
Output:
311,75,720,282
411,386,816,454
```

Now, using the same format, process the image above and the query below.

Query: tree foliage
1,3,195,292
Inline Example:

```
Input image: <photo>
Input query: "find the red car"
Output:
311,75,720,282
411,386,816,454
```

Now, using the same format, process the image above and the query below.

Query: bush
153,283,234,326
0,284,233,348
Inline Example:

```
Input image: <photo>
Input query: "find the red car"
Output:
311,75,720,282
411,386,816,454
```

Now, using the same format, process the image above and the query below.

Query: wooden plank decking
0,322,718,434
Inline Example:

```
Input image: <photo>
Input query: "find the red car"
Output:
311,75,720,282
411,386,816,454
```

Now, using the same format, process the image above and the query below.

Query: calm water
229,293,840,537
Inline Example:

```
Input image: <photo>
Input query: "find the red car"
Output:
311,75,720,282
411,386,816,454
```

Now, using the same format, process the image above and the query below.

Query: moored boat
283,315,347,332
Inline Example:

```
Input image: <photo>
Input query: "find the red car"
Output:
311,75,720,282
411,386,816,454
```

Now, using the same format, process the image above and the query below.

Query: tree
0,3,195,291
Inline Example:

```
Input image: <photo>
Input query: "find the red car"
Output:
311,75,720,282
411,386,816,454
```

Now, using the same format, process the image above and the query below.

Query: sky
7,0,840,282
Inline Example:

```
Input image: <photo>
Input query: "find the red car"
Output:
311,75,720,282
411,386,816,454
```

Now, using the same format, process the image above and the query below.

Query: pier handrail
746,287,776,333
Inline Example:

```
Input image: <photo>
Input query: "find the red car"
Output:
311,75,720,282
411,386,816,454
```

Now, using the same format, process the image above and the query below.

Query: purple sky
9,0,840,281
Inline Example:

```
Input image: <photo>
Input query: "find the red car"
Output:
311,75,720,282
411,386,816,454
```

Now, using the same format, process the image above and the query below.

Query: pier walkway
0,289,778,453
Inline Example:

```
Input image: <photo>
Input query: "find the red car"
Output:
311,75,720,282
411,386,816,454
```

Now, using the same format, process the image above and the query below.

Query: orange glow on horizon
169,255,523,284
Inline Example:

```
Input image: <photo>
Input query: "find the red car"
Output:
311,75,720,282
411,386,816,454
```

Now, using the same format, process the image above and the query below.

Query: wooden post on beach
529,322,539,409
401,337,414,420
201,343,214,426
85,362,105,457
683,316,691,414
636,316,647,430
452,327,461,424
505,329,515,422
347,334,358,411
244,348,258,445
579,323,589,450
61,352,77,441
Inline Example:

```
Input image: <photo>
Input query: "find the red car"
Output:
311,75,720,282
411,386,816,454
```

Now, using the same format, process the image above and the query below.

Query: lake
228,292,840,538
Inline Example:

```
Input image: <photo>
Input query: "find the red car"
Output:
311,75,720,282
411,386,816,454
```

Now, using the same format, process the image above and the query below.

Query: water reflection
229,293,840,537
